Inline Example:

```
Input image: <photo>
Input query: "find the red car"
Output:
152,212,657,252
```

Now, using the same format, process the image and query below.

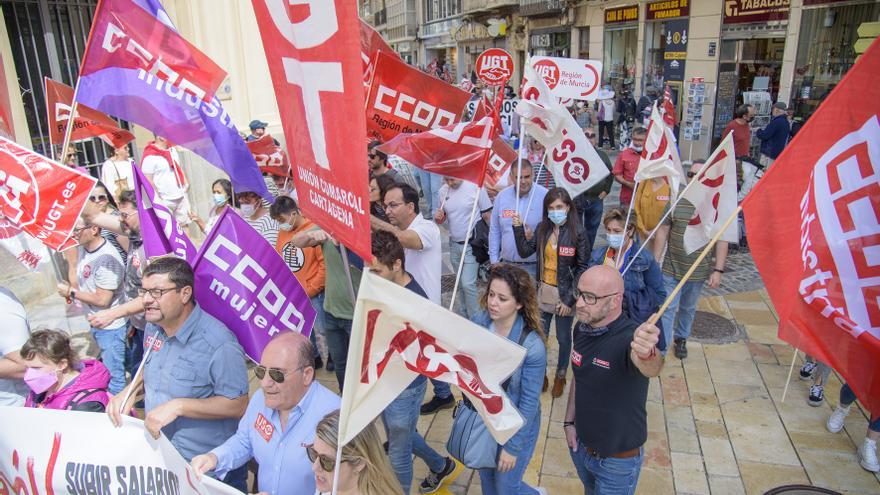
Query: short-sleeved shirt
244,211,280,247
571,314,648,457
77,239,127,328
438,182,492,242
141,148,185,200
611,148,641,206
661,197,712,282
404,215,442,304
322,240,362,320
100,158,135,197
0,288,30,405
143,304,249,461
124,239,147,330
722,120,751,158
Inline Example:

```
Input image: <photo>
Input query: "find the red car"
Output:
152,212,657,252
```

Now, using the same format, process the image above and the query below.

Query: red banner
366,52,471,142
0,137,96,251
0,53,14,140
742,38,880,414
80,0,226,102
44,78,134,149
251,0,371,260
359,19,396,90
246,134,291,177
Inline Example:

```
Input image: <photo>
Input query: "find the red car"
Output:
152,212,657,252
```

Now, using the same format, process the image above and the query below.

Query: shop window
603,26,637,93
578,27,590,59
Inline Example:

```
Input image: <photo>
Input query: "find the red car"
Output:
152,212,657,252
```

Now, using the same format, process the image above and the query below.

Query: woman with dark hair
511,187,589,397
22,329,110,412
368,174,395,223
190,178,238,234
470,264,547,495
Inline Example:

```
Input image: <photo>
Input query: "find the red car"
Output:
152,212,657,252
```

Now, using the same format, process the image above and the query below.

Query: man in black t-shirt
563,265,663,493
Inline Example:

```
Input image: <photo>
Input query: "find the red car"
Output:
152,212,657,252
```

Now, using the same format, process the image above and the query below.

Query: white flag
515,59,566,147
635,103,685,195
0,218,50,272
338,273,527,446
682,133,739,254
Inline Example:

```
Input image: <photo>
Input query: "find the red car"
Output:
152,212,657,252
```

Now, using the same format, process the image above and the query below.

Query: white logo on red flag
475,48,513,87
45,78,135,149
682,132,739,254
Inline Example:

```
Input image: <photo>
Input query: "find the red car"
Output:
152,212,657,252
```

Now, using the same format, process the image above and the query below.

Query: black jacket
513,220,590,308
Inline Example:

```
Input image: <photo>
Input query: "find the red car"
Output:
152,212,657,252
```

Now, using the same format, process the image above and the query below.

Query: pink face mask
24,367,59,394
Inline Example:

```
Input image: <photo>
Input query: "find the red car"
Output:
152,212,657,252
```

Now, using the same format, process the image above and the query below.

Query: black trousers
598,120,615,148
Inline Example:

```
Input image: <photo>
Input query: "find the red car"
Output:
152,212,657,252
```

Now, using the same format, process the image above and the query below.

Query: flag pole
780,349,799,403
647,205,741,326
58,79,82,168
118,341,155,414
448,192,481,312
523,150,544,219
330,439,343,495
615,179,639,268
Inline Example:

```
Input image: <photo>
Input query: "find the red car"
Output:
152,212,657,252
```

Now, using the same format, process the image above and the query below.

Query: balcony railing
462,0,519,14
518,0,565,17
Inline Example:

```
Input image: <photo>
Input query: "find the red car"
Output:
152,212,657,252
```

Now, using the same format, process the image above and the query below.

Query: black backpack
468,218,490,265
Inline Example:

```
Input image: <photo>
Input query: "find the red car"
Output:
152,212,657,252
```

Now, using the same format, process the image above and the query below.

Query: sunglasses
368,153,378,159
304,444,355,472
89,194,108,202
253,364,307,383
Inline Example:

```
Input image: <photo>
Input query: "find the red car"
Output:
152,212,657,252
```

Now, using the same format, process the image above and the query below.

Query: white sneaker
827,404,851,433
859,438,879,472
535,489,548,495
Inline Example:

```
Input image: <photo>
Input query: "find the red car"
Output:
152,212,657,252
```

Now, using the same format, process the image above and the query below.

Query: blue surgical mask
548,210,567,226
278,222,293,232
607,233,625,249
212,193,227,205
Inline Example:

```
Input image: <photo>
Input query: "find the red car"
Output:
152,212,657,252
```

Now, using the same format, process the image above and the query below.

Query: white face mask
240,203,256,217
278,222,293,232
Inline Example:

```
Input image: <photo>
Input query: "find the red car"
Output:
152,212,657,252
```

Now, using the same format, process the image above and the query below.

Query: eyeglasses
304,444,354,472
119,211,137,220
572,289,619,305
89,195,108,202
137,287,181,299
368,153,378,159
383,201,404,210
72,226,90,234
253,364,308,383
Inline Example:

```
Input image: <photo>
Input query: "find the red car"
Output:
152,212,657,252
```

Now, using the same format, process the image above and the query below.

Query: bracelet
713,268,725,273
563,421,575,428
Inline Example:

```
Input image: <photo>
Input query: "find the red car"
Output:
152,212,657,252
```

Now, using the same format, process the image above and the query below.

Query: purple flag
76,0,271,199
132,163,198,263
192,207,316,361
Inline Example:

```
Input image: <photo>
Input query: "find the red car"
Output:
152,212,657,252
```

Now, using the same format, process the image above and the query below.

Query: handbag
446,327,529,469
537,282,559,314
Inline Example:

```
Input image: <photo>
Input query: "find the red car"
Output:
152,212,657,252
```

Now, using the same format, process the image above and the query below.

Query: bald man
191,332,339,495
563,265,663,493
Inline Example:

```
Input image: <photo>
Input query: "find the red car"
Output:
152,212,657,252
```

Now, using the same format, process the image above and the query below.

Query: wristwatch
69,290,76,301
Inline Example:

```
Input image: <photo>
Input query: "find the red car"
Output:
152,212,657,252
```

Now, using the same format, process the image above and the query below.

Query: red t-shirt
723,120,751,157
611,148,641,206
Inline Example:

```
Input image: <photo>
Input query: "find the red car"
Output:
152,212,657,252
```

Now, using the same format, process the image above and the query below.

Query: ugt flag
682,132,739,254
132,163,197,263
192,207,316,361
77,0,270,198
743,38,880,416
45,77,134,149
338,273,527,446
635,103,685,195
0,137,96,251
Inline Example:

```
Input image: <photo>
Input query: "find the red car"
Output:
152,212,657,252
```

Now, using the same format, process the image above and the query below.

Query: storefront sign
803,0,853,4
605,5,639,24
663,18,689,81
723,0,790,24
646,0,690,20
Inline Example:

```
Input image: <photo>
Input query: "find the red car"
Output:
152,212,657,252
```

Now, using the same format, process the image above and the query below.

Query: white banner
0,407,242,495
531,56,602,101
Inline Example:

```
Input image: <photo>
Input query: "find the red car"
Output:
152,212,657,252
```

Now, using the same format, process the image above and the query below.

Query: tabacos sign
475,48,514,87
532,56,603,101
723,0,790,24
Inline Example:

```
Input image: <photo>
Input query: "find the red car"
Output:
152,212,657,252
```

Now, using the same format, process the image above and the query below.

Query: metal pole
448,192,481,312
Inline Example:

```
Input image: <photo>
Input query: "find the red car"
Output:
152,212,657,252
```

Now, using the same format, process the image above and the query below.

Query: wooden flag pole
615,180,639,268
780,349,800,404
58,79,82,167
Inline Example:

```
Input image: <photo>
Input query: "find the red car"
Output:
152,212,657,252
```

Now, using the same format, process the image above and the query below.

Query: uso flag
76,0,270,198
743,39,880,414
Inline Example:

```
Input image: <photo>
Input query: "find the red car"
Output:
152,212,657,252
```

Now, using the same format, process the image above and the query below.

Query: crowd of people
1,91,876,495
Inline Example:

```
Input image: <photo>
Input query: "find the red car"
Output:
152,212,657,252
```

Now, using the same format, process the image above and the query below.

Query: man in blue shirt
756,102,791,168
107,257,250,491
190,331,340,495
489,161,548,279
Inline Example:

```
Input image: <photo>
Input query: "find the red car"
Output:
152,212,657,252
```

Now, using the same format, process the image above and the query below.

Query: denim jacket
472,311,547,457
590,239,666,325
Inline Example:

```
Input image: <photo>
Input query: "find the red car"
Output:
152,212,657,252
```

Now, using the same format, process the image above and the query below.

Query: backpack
469,218,490,264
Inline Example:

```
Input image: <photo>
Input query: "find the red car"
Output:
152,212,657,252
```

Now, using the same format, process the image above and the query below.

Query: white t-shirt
0,288,30,406
404,215,442,304
77,240,127,329
100,159,135,195
141,148,185,200
439,182,492,242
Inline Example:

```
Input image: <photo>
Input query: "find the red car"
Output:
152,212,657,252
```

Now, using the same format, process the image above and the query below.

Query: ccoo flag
76,0,270,198
132,163,197,264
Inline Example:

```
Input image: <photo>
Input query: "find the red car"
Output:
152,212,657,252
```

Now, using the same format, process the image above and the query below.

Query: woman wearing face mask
309,410,402,495
190,179,237,235
22,329,110,412
511,187,588,398
236,190,280,246
470,264,547,495
591,208,666,334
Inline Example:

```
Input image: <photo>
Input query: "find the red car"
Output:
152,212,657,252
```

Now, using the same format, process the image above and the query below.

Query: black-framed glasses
304,443,353,472
572,289,619,305
137,287,181,299
89,194,108,202
72,226,90,234
253,364,308,383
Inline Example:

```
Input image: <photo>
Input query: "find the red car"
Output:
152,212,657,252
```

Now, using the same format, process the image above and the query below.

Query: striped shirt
661,198,712,282
245,212,280,247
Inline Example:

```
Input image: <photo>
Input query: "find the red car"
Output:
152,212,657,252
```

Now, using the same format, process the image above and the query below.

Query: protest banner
338,272,527,446
77,0,269,199
366,52,471,142
192,207,316,361
359,19,397,90
531,56,602,101
0,216,50,271
475,48,514,87
45,78,134,149
0,407,241,495
251,0,373,260
0,137,95,251
132,164,197,263
743,38,880,415
246,134,291,177
467,98,519,138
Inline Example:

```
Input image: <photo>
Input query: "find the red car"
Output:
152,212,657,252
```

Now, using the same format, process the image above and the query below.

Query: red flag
45,78,134,149
366,52,471,142
359,19,396,90
246,134,291,177
0,137,96,251
662,84,676,126
0,53,15,140
377,117,495,186
484,138,517,188
80,0,226,102
251,0,372,260
743,39,880,414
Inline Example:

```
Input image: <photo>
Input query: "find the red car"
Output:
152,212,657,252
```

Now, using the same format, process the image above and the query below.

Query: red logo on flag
254,413,275,442
475,49,513,87
533,59,559,89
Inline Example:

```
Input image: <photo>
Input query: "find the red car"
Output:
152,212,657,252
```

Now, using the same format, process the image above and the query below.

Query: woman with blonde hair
309,410,403,495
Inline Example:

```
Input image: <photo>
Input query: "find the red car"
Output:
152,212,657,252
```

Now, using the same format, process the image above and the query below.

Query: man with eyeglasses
573,127,614,251
189,331,339,495
368,140,402,183
564,265,663,493
55,218,128,395
107,257,249,492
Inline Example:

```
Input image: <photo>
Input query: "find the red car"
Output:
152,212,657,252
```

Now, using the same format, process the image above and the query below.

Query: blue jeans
309,292,326,359
383,380,446,494
217,464,248,492
479,415,541,495
91,324,127,394
579,197,605,252
449,241,480,319
541,311,574,374
658,274,705,352
324,312,352,388
840,384,880,432
415,169,442,215
569,444,643,495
